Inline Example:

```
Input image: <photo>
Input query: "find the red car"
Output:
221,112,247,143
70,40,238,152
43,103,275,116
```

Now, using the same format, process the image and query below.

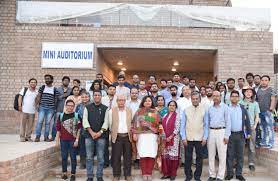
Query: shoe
25,138,33,142
207,177,216,181
70,174,76,181
249,165,255,171
34,136,40,142
195,179,201,181
170,176,176,180
161,176,170,179
185,179,191,181
236,175,246,181
216,179,223,181
20,138,26,142
44,137,51,142
126,176,133,181
224,175,233,180
87,178,93,181
97,177,104,181
61,173,68,180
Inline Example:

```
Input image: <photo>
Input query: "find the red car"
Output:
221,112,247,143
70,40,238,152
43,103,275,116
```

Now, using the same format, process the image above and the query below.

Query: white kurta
137,133,158,158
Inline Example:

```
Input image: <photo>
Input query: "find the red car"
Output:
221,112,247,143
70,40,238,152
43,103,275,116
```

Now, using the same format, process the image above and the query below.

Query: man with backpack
56,99,82,181
17,78,38,142
35,74,59,142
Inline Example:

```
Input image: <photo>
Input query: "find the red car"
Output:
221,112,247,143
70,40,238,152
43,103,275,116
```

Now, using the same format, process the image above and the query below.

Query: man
146,75,156,91
200,86,207,100
181,92,208,181
224,78,236,105
256,75,277,148
205,90,231,181
182,76,190,86
246,73,255,88
189,78,199,92
55,76,72,140
167,78,173,87
165,85,179,106
240,87,260,171
35,74,59,142
126,88,141,169
208,81,215,90
112,71,131,88
237,78,245,99
159,79,171,101
103,95,133,181
102,85,117,110
83,90,108,181
131,74,140,89
201,86,214,111
149,82,160,107
253,74,261,93
116,75,130,100
56,99,81,181
18,78,38,142
225,90,251,181
138,80,149,100
173,72,185,96
96,73,108,92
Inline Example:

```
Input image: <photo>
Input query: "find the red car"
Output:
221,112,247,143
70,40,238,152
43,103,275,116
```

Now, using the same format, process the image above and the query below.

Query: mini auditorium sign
41,42,94,69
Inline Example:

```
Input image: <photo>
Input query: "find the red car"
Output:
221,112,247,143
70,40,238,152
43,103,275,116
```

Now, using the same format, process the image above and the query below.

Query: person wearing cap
240,86,260,171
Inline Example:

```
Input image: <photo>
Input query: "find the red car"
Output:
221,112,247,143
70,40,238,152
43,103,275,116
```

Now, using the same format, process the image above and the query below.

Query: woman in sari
132,96,160,181
156,95,168,119
161,100,180,181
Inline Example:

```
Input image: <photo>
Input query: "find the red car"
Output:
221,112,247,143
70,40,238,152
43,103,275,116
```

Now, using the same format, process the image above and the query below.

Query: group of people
17,71,277,181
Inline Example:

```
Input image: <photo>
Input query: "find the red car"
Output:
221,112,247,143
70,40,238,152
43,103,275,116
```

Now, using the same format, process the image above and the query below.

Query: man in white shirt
126,87,141,117
103,95,133,181
18,78,38,142
102,85,117,110
201,86,214,111
116,75,130,100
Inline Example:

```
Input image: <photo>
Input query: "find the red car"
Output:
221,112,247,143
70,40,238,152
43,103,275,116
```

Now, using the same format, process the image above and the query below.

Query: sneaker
97,177,104,181
25,138,33,142
61,174,68,180
249,165,255,171
224,175,233,180
34,136,40,142
44,137,51,142
20,138,26,142
161,176,170,179
207,177,216,181
236,175,246,181
87,178,93,181
170,176,176,180
70,174,76,181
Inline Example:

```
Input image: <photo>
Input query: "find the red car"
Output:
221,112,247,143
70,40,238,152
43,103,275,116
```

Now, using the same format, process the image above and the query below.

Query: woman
132,96,160,181
64,86,81,111
75,91,91,169
155,95,168,171
161,101,180,180
89,80,107,100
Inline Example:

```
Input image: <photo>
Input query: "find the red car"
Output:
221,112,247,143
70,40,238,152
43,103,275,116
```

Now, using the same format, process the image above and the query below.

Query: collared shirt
177,97,192,115
118,109,128,133
205,103,231,139
239,99,260,126
126,99,141,118
159,88,171,101
224,89,234,105
201,97,214,111
165,96,179,106
180,105,209,141
102,95,117,110
229,104,243,132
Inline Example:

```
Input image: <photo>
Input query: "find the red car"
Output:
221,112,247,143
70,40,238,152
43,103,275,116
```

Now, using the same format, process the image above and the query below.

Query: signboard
41,42,94,69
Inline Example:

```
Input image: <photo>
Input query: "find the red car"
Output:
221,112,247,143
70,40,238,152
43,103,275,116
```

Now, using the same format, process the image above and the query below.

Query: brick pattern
0,146,59,181
256,148,278,178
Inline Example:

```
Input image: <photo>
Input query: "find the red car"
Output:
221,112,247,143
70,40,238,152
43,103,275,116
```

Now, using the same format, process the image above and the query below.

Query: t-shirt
239,100,260,126
56,112,82,141
19,88,38,114
256,87,277,112
38,85,59,109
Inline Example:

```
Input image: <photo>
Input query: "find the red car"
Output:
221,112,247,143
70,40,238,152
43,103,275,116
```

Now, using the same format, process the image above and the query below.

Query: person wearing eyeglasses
240,86,260,172
225,90,251,181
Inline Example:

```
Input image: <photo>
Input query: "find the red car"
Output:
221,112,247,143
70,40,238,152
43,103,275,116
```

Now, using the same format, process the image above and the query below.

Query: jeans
259,111,275,147
60,140,77,174
35,106,55,138
85,137,106,178
79,128,86,157
51,112,60,139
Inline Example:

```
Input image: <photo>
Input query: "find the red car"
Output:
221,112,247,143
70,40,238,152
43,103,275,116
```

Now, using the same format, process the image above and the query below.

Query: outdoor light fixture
117,61,123,65
121,67,127,71
171,68,176,72
173,61,179,66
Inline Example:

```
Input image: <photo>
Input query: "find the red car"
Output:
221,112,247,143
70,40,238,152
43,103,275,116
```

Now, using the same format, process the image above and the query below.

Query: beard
171,92,177,97
207,93,212,97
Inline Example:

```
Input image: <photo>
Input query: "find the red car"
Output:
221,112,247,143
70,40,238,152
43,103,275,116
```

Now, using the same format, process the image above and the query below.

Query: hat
242,86,256,96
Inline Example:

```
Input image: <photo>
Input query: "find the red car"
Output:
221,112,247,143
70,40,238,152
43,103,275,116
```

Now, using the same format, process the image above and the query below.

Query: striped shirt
39,85,59,109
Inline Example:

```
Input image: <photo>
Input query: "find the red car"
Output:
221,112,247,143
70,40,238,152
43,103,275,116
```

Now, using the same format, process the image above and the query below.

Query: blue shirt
229,104,243,132
205,103,231,139
159,88,171,101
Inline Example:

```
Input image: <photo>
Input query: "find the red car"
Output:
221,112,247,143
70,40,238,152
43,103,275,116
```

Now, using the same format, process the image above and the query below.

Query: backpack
14,87,28,111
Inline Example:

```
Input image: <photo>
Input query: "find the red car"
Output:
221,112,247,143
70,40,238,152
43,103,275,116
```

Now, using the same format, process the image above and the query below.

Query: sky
232,0,278,52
